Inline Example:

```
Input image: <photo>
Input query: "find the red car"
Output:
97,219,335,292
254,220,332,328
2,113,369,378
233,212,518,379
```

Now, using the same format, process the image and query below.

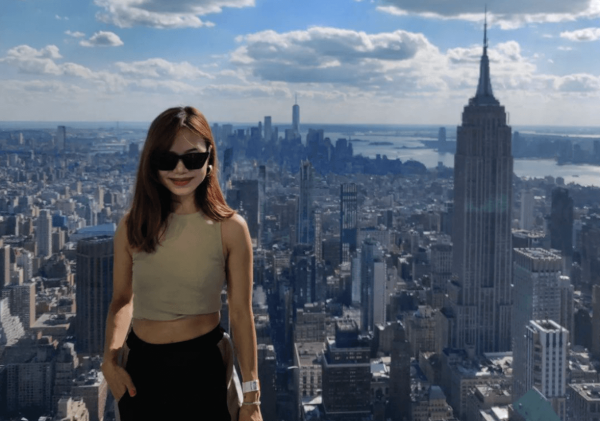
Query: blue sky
1,0,600,125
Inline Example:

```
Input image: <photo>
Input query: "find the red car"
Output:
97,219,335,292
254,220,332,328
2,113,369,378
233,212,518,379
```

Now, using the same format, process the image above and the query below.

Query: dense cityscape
2,23,600,421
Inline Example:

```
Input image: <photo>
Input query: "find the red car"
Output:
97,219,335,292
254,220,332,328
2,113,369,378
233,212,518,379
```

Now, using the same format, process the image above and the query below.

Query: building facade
512,248,563,402
450,20,513,354
74,236,114,355
525,320,568,420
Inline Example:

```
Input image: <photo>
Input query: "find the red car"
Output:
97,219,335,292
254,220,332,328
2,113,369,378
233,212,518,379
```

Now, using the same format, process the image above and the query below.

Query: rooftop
570,383,600,401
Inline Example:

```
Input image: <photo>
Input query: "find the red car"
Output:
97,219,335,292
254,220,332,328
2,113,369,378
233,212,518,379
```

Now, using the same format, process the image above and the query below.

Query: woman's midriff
132,311,221,344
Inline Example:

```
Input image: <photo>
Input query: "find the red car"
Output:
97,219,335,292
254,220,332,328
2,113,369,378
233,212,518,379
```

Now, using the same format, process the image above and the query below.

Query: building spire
473,6,499,105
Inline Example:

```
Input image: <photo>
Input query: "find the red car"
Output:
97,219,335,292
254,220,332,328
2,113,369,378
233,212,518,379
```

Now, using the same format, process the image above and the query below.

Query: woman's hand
239,404,263,421
101,359,137,402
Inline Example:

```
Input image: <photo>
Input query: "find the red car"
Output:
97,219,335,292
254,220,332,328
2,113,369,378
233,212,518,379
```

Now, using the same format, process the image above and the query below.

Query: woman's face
157,127,212,205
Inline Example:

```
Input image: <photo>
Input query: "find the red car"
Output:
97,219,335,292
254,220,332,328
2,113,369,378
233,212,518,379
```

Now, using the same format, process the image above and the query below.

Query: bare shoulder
115,211,133,256
221,214,250,249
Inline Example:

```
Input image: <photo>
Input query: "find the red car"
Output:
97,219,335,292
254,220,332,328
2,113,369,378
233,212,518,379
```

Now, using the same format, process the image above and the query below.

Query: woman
100,106,263,421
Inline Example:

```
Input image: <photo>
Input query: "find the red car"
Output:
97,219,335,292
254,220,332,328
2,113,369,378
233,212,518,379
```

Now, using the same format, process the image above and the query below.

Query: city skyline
1,0,600,125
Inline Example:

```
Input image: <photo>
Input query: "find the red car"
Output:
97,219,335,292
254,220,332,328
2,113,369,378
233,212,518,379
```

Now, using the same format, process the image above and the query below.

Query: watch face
243,380,259,392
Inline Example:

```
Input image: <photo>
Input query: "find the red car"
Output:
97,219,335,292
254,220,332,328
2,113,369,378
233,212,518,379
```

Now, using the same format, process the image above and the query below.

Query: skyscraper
451,16,513,354
226,179,260,242
264,116,272,142
74,236,114,355
512,248,562,402
520,189,535,230
360,238,386,333
36,209,53,258
292,95,300,134
524,320,568,420
340,183,358,264
550,187,574,257
56,125,66,150
297,160,314,245
0,240,9,289
438,127,446,145
592,285,600,359
389,321,411,421
259,165,267,248
321,319,371,420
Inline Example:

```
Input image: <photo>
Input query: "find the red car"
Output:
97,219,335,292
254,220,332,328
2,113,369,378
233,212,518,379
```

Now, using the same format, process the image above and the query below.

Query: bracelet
242,401,261,406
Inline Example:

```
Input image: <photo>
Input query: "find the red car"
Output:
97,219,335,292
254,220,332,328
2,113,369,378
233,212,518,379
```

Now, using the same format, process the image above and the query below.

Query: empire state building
450,17,513,354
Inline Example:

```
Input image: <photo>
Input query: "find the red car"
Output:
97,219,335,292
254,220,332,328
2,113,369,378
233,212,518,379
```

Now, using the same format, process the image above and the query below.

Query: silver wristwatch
242,380,260,394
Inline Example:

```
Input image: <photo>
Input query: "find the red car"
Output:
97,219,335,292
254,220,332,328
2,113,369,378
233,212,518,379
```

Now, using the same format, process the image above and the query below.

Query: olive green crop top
131,211,226,321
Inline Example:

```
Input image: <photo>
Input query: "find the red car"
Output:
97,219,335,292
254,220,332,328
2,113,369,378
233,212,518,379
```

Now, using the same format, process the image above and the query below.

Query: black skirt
117,323,231,421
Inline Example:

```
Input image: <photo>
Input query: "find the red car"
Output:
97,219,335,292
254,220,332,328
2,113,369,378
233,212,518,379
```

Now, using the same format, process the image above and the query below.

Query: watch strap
242,379,260,393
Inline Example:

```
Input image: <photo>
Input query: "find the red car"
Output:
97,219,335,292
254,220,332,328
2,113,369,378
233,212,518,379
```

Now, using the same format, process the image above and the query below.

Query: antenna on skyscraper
295,93,297,105
484,5,488,51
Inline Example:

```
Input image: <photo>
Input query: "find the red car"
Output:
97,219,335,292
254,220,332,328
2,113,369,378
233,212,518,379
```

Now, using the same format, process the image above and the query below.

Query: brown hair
126,106,236,254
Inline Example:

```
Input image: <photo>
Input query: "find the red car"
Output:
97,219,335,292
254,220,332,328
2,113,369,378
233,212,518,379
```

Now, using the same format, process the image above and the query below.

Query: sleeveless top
131,211,226,321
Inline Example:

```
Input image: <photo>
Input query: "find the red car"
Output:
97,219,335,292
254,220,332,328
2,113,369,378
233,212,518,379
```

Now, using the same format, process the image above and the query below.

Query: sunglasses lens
153,152,209,171
182,153,208,170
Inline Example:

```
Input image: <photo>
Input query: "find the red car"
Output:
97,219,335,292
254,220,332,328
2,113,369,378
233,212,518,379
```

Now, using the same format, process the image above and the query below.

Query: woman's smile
171,177,194,186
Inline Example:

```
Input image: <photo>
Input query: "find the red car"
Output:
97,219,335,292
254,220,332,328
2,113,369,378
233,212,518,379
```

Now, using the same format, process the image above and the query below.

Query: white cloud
1,45,63,75
560,27,600,41
14,80,87,94
93,0,255,28
0,45,128,92
554,74,600,92
65,30,85,38
558,46,573,51
7,45,62,60
201,83,290,99
377,0,600,29
231,27,436,88
131,79,202,94
115,58,213,79
80,31,124,47
229,26,600,105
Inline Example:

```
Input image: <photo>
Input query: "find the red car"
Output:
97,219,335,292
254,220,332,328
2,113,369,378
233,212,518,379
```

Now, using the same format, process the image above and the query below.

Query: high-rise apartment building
512,248,562,402
430,242,452,308
550,187,574,257
36,209,53,258
297,160,314,245
259,165,267,247
292,96,300,134
592,285,600,359
520,189,535,230
450,19,513,354
74,236,114,355
579,214,600,290
438,127,446,144
0,240,10,289
56,125,66,150
525,320,568,420
313,208,322,262
360,238,386,333
340,183,358,264
321,319,371,421
389,320,411,421
558,275,574,344
1,281,36,330
263,116,272,142
227,179,260,242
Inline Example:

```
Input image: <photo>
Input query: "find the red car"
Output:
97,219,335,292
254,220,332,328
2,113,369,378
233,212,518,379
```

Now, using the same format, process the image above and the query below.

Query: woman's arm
223,214,259,401
104,213,135,362
101,214,137,398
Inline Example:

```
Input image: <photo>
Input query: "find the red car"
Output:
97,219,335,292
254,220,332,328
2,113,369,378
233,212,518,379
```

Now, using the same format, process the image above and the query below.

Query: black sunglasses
152,151,210,171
